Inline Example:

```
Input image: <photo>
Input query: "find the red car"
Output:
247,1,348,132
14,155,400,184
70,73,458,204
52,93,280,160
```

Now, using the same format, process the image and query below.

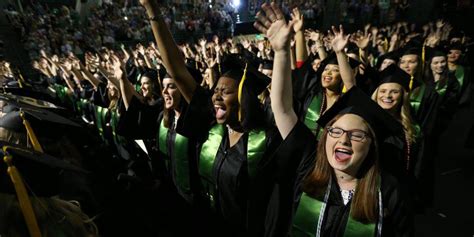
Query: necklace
226,124,235,135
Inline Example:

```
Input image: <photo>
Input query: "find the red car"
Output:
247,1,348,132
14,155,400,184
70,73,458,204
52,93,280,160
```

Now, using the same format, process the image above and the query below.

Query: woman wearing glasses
254,3,413,236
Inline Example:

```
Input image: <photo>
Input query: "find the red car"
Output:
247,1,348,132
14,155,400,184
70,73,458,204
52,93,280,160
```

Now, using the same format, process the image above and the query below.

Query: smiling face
399,54,419,76
162,78,181,110
447,49,462,63
321,64,342,90
375,83,403,113
325,114,372,175
430,56,447,75
212,77,239,124
140,76,154,99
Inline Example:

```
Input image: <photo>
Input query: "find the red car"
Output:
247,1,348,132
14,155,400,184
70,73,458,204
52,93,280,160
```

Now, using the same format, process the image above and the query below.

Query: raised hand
291,7,304,33
351,31,371,49
436,19,445,29
330,25,350,53
254,2,295,53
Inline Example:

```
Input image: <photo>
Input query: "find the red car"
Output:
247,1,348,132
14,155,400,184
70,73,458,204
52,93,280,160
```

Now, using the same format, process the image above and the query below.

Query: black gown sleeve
381,173,415,237
259,121,318,237
176,86,214,143
116,95,161,139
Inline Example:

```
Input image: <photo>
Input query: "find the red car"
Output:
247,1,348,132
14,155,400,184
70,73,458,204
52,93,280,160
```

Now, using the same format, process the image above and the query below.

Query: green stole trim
110,109,126,144
158,119,192,194
434,80,448,98
293,180,381,237
455,66,465,89
410,83,426,116
198,124,266,205
304,92,323,138
95,106,108,139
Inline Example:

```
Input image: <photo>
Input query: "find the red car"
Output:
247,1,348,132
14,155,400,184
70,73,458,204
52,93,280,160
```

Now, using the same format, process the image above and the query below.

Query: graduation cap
424,46,447,62
261,60,274,70
447,42,465,52
0,142,87,236
376,50,400,70
317,86,403,143
219,54,271,130
377,64,411,91
1,95,80,152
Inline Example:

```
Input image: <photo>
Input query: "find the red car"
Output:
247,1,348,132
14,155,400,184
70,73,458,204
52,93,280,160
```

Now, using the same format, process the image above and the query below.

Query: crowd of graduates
1,0,473,236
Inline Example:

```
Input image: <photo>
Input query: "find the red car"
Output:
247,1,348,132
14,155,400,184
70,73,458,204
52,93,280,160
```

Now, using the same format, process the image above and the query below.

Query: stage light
233,0,241,8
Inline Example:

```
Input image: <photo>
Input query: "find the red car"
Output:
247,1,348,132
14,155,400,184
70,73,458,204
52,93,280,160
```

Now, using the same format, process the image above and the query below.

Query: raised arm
254,2,297,138
330,25,356,90
140,0,196,103
291,8,308,64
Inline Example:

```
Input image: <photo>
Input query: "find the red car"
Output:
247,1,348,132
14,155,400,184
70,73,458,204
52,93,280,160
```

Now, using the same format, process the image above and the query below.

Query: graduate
294,43,360,139
370,64,422,177
254,3,414,236
139,0,282,235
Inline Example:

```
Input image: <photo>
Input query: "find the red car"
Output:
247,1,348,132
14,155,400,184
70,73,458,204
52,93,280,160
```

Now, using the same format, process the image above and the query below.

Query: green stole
410,83,426,117
293,179,382,237
198,124,266,206
157,119,192,195
434,79,448,98
304,92,324,139
454,66,465,89
94,106,108,141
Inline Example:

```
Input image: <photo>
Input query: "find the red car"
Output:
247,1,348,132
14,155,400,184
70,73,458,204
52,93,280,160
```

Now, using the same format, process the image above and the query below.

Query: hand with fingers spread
351,32,371,50
291,8,304,33
254,2,295,53
330,25,350,53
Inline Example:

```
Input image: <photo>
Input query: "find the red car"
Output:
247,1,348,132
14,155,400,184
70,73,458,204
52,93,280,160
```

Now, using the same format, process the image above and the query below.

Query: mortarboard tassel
3,148,42,237
19,111,44,153
421,45,426,73
237,63,249,122
409,75,414,91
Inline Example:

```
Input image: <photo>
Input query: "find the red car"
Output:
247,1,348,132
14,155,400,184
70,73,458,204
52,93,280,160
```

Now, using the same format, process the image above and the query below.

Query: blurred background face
399,54,419,76
321,64,342,90
140,76,154,99
447,49,462,63
430,56,447,75
162,78,181,110
380,58,396,71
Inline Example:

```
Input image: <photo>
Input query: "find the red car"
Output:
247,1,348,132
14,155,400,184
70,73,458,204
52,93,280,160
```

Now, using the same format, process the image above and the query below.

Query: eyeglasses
327,127,370,142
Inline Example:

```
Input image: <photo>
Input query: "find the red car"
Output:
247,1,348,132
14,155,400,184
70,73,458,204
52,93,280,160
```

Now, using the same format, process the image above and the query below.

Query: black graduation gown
261,121,414,237
177,86,282,235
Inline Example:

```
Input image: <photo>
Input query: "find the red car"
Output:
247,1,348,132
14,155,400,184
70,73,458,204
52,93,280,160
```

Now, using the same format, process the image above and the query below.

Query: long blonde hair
0,193,98,237
371,86,416,144
303,114,380,223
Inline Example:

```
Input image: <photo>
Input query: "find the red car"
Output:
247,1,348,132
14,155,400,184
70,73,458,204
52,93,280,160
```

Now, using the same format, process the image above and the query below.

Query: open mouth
214,104,227,120
381,98,394,105
334,147,353,162
323,76,332,83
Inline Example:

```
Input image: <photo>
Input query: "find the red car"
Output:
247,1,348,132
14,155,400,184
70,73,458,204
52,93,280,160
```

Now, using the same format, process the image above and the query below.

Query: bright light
233,0,240,8
210,4,213,8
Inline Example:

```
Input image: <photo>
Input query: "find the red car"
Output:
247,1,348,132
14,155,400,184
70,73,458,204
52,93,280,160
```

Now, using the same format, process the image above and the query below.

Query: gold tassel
409,75,414,91
19,111,44,153
421,45,426,73
237,64,248,122
3,147,42,237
